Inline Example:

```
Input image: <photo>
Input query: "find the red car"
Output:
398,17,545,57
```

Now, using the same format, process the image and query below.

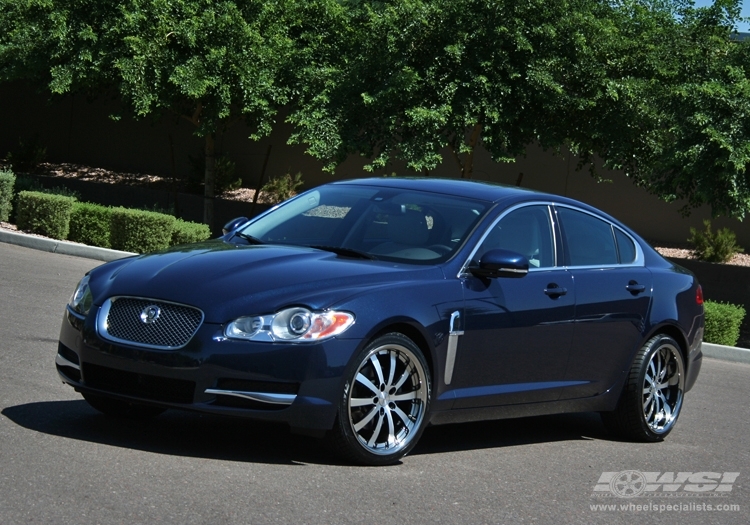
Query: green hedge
16,190,75,240
171,218,211,246
704,300,746,347
0,170,15,222
69,202,112,248
110,207,176,254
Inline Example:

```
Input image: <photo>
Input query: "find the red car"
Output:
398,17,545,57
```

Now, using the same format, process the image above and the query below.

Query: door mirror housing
469,249,529,279
222,216,249,236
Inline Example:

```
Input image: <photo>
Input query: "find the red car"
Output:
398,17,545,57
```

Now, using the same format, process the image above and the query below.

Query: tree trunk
449,123,483,179
462,123,482,180
204,133,216,229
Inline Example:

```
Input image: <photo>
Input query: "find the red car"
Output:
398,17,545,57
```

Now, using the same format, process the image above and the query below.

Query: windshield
237,184,488,263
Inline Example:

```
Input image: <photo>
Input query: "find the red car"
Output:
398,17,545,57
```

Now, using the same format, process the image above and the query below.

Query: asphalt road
1,242,748,525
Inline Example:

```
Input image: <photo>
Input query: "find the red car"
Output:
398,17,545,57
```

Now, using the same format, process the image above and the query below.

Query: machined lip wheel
347,342,429,457
642,342,684,434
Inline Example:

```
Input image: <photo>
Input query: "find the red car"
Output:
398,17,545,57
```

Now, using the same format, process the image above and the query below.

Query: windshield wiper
234,232,264,245
309,245,377,260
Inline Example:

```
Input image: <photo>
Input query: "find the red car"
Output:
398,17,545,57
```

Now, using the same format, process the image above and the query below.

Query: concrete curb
0,229,135,262
701,342,750,365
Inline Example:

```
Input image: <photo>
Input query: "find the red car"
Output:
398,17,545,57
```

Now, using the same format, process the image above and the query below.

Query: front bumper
57,306,357,434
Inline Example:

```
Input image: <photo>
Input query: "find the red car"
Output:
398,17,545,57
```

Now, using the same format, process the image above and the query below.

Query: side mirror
469,248,529,279
222,216,249,235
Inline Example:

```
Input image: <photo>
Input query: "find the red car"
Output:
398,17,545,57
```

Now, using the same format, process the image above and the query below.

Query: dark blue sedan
57,178,704,465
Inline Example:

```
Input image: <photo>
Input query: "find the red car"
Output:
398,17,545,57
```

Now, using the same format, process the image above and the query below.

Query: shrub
15,191,75,240
0,170,15,222
260,172,304,203
110,207,176,254
688,220,743,263
703,300,746,347
171,219,211,246
69,202,112,248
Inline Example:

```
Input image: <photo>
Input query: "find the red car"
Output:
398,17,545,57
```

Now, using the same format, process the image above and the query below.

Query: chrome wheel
601,334,686,441
330,333,431,465
642,342,684,434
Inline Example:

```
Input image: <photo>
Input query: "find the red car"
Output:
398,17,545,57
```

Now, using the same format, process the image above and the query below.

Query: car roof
331,177,545,204
330,177,641,236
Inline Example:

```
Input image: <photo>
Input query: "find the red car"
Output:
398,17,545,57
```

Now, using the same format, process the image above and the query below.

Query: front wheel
329,333,431,465
602,334,685,441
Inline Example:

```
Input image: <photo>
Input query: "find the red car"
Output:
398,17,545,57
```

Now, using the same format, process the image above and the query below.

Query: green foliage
569,0,750,218
110,207,175,254
688,220,744,263
171,218,211,246
6,135,47,172
68,202,112,248
0,170,15,222
704,300,746,347
15,190,75,240
3,0,750,219
187,153,241,194
260,172,304,203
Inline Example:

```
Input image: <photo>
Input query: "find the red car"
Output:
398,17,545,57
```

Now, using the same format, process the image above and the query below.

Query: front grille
98,297,203,349
82,363,195,403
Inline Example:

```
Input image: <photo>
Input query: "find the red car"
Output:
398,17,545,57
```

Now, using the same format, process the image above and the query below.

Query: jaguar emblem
140,305,161,324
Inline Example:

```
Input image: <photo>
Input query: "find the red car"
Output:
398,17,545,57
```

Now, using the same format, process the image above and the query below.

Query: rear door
555,206,653,400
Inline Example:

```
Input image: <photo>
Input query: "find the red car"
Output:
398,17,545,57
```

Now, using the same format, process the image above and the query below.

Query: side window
557,207,617,266
476,205,555,268
614,228,636,264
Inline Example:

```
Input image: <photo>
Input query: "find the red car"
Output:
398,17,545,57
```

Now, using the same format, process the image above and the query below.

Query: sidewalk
1,226,749,364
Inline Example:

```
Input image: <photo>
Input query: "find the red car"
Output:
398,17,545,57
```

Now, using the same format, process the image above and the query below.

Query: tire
329,333,431,465
602,334,685,441
83,393,166,419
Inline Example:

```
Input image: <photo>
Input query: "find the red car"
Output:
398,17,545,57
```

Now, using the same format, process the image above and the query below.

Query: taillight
696,285,704,305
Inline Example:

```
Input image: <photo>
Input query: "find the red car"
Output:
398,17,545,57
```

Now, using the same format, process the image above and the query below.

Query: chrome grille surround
97,296,204,350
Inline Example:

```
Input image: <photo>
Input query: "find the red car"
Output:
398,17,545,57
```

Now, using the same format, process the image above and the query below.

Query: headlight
225,307,355,343
68,275,93,316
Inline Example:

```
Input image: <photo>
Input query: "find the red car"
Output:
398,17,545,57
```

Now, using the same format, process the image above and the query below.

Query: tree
288,0,625,178
289,0,750,219
572,0,750,219
0,0,303,228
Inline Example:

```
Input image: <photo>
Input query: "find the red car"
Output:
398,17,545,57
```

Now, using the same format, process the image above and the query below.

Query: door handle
626,281,646,295
544,284,568,297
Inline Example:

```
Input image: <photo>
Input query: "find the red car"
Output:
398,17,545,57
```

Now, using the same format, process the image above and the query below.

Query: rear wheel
329,333,431,465
83,393,165,419
602,334,685,441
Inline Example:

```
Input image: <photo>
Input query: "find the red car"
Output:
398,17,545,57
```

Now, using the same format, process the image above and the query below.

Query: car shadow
414,411,609,456
2,400,611,466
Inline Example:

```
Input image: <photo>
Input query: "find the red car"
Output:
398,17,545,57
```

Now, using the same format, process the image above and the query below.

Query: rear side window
614,228,636,264
557,207,617,266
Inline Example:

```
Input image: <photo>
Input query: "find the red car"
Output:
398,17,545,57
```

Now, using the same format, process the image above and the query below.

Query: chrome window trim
459,201,558,278
96,296,205,351
553,204,645,269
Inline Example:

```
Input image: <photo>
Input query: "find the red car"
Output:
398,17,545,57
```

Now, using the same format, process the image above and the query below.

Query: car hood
88,241,444,322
